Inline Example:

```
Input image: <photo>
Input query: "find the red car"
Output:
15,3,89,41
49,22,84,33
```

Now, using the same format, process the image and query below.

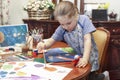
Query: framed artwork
0,24,28,47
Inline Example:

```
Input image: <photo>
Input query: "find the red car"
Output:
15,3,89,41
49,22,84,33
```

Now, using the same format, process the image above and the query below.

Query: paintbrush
42,42,47,68
43,50,47,68
26,36,33,46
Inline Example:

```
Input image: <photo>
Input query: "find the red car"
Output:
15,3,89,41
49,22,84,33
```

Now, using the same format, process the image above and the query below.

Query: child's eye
61,24,64,26
67,22,71,25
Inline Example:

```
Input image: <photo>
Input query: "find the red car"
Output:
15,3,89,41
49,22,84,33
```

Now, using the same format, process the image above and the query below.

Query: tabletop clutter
0,27,44,63
0,25,81,64
0,27,77,80
20,28,44,59
26,27,43,49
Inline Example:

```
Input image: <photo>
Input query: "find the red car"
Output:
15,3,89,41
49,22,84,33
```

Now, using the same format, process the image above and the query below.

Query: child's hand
36,41,46,53
76,57,88,68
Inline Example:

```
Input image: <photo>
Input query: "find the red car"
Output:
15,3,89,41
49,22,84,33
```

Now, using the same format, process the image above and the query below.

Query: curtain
0,0,10,25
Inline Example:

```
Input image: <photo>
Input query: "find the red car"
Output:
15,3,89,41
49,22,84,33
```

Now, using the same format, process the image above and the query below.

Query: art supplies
1,54,32,62
73,55,80,67
26,36,33,49
28,27,43,48
43,50,47,67
0,61,72,80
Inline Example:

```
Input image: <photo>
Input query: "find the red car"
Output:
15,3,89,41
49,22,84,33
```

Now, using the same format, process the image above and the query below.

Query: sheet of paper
0,61,72,80
20,62,72,80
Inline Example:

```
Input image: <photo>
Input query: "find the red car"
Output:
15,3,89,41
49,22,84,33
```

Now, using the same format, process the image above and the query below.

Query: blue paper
0,24,28,47
45,48,77,62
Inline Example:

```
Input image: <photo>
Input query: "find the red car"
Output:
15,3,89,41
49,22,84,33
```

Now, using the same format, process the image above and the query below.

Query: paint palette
0,61,72,80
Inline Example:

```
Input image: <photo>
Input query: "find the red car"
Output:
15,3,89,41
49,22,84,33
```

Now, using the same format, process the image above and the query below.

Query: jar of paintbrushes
31,27,43,49
21,35,33,54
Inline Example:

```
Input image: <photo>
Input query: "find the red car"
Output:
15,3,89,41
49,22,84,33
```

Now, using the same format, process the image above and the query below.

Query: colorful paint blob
0,71,8,78
18,62,25,66
34,64,44,67
16,71,27,76
44,67,57,72
2,64,13,70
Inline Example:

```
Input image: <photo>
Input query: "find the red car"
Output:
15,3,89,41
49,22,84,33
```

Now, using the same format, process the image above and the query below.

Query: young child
37,1,105,80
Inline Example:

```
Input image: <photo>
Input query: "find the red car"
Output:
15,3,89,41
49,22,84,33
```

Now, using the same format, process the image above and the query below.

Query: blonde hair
54,1,79,20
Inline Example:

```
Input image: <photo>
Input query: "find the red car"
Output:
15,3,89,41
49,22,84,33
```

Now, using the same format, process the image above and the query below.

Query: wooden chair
92,27,110,73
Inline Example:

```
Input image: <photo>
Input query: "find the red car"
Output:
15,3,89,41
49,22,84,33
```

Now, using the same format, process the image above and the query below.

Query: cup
22,44,29,54
33,34,43,48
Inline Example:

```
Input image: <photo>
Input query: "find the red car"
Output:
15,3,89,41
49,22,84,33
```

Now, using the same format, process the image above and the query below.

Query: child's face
58,15,77,32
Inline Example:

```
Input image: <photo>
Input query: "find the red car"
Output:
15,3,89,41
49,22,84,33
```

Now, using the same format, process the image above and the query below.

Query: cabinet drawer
105,27,120,35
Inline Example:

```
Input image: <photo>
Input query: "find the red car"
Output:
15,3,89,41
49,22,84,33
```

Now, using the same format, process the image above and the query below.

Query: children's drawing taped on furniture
0,24,28,47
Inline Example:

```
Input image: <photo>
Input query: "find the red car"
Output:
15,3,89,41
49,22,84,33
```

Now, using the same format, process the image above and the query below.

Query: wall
8,0,120,24
85,0,120,20
8,0,28,24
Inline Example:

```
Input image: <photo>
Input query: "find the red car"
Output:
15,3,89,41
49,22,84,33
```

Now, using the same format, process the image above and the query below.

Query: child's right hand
76,57,88,68
36,41,46,53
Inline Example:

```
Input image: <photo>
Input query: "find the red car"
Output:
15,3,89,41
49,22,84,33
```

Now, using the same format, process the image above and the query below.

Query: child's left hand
76,57,88,68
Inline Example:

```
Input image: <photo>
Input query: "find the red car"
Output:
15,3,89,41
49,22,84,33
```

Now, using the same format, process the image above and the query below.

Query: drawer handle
112,29,116,32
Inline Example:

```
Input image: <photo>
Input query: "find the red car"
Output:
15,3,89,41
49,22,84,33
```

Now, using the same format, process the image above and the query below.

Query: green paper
34,58,44,63
61,47,76,54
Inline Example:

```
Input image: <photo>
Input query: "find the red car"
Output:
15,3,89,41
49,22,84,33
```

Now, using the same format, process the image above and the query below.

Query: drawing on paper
0,61,72,80
0,24,28,47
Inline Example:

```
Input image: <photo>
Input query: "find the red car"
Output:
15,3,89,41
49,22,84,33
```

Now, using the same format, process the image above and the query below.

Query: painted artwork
0,61,72,80
0,24,28,47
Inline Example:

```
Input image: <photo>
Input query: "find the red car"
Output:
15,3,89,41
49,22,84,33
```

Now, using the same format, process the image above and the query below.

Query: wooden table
0,41,91,80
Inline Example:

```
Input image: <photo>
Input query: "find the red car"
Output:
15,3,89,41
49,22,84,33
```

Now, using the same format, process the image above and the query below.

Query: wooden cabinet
23,19,120,80
23,19,59,39
94,21,120,80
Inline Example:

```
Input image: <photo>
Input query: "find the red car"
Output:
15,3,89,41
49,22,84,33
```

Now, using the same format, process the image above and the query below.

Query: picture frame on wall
92,9,108,21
